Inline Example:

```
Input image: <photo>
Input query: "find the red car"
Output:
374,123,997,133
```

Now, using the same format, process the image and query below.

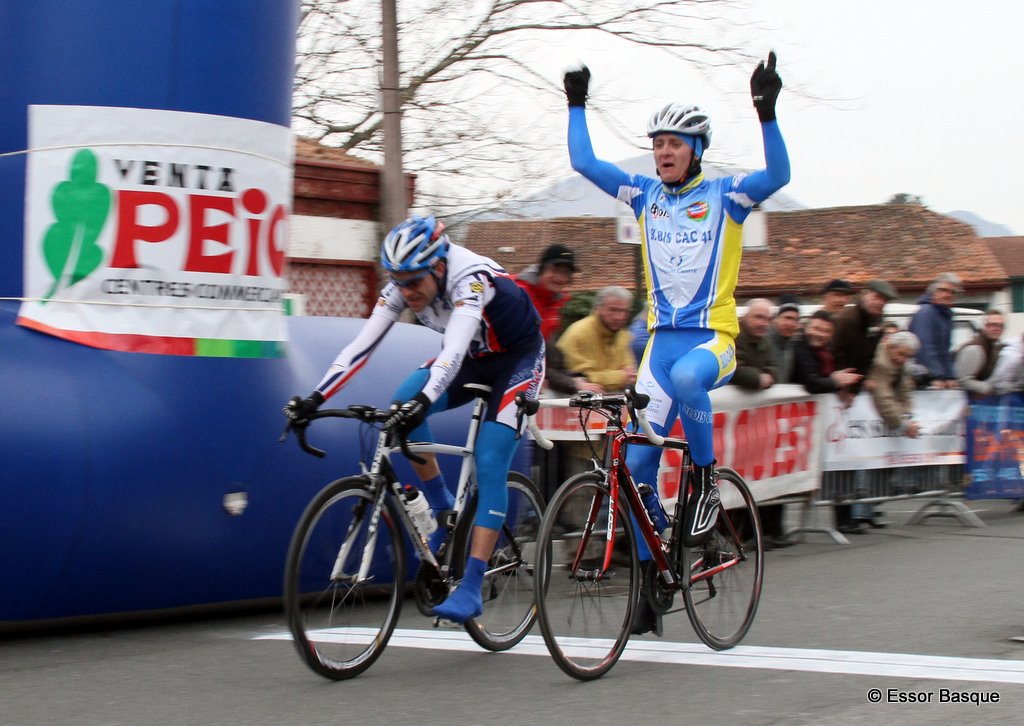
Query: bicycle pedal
432,615,462,629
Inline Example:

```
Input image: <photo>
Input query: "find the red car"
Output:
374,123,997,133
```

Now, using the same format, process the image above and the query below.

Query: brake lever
279,418,326,458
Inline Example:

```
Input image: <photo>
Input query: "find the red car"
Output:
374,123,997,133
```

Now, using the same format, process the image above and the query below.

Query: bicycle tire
452,471,544,651
283,476,405,680
682,467,764,650
534,471,639,681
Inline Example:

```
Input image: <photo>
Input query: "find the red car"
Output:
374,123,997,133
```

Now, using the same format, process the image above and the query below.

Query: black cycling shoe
683,462,719,547
630,596,663,637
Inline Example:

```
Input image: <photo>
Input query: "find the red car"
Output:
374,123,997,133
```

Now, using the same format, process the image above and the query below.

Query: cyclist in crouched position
563,53,791,633
285,215,544,624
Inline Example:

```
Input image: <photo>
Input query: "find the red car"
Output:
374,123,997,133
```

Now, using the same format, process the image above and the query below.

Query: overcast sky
542,0,1024,235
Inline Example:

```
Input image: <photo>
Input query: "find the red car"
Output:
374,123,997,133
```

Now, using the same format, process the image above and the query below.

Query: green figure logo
42,149,111,301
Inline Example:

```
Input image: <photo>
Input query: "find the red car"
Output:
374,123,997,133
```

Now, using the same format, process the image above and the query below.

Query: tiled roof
463,217,636,292
464,204,1008,297
983,237,1024,277
294,137,379,169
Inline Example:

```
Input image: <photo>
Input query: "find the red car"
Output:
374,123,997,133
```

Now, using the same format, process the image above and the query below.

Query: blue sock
421,474,454,511
432,556,486,623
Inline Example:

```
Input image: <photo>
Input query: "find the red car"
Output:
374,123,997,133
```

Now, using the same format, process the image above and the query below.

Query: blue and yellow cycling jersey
568,106,790,339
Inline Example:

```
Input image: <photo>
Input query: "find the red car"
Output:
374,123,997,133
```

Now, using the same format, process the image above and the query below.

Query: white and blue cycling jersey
315,243,540,406
568,106,791,339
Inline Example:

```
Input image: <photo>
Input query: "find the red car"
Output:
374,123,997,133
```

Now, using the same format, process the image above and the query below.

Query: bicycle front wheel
455,471,544,651
283,477,405,680
682,467,764,650
535,471,639,681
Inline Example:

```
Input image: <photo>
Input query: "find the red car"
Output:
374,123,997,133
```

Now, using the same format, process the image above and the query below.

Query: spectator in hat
769,296,801,383
821,278,854,315
834,279,898,398
908,272,962,389
514,243,576,342
831,279,897,533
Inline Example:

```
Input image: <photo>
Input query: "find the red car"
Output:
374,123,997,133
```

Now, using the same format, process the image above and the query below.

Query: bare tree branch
295,0,768,218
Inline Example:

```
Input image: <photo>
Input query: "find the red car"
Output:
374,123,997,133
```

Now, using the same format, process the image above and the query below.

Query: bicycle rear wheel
454,471,544,651
284,477,405,680
682,467,763,650
535,471,639,680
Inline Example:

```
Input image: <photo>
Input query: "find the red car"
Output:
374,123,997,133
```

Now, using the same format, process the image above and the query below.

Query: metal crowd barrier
786,463,985,544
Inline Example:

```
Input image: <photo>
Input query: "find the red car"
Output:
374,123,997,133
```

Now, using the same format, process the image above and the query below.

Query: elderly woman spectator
867,331,922,438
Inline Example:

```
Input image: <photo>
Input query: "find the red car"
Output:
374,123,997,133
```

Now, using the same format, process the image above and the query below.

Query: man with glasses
908,272,963,389
955,309,1005,398
284,215,545,624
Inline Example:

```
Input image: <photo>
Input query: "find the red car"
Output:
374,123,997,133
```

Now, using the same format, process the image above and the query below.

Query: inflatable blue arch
0,1,499,626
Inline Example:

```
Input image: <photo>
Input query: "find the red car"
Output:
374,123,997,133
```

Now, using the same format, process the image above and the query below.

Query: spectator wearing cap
514,244,576,342
821,278,854,315
769,296,801,383
833,279,898,401
831,279,897,532
908,272,962,389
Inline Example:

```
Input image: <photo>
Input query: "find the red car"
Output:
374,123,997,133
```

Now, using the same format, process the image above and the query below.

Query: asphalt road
4,498,1024,726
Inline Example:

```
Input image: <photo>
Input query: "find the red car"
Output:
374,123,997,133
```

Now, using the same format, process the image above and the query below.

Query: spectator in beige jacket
867,330,921,438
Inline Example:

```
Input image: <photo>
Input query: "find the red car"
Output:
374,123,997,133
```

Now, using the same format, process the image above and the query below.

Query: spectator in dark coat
769,297,801,384
732,299,789,549
833,279,898,401
908,272,962,389
733,298,779,390
792,310,863,395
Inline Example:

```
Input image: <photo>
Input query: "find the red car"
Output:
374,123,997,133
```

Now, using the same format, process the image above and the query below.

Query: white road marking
255,628,1024,684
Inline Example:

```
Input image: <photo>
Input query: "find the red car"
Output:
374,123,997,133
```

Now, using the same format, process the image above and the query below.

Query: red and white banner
531,386,969,503
18,105,294,357
532,384,826,504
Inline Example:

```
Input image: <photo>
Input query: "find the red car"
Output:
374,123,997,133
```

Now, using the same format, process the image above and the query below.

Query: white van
742,302,985,350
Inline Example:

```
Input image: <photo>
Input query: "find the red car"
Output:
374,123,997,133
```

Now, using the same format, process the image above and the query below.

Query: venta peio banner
17,105,294,357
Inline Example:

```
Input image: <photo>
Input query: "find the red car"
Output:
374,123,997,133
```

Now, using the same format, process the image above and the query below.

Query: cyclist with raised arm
284,215,545,624
563,53,790,633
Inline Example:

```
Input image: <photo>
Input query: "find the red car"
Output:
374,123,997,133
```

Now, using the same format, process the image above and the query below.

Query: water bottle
637,483,672,542
402,485,437,535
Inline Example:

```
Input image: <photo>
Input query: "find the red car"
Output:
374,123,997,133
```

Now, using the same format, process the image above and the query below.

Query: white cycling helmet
646,102,712,150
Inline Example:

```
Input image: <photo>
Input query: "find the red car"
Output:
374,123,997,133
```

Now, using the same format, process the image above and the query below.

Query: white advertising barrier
18,105,294,357
533,384,825,504
821,389,967,471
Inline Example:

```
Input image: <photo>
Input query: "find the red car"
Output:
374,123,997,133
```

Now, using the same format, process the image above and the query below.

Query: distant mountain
947,210,1015,238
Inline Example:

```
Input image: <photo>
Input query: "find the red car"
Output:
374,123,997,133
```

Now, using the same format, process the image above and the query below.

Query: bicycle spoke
284,479,405,680
460,472,544,652
682,469,763,650
535,473,638,680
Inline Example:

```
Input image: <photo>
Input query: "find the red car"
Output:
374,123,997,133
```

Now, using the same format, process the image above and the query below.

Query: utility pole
380,0,406,230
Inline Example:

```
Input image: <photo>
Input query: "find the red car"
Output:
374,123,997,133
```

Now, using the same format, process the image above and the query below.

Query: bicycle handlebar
279,405,427,464
514,386,664,449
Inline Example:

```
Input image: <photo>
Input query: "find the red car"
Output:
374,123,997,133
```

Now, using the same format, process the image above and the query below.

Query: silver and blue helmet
381,215,449,273
646,102,712,151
